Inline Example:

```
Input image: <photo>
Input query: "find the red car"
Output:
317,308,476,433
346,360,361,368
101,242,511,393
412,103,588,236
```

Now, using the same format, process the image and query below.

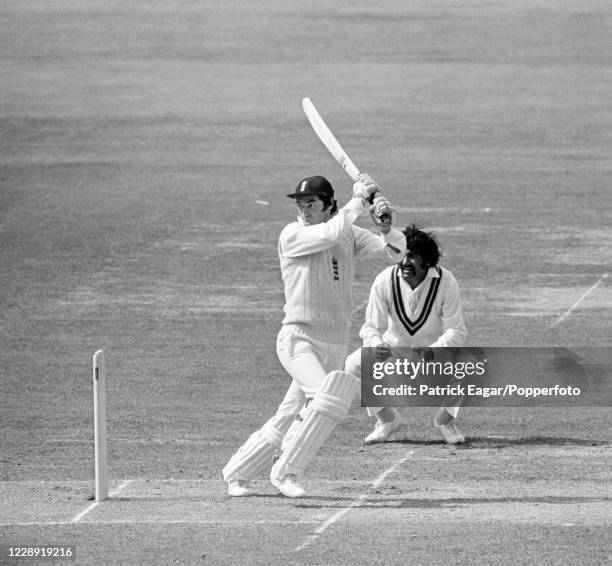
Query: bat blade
301,97,389,222
302,97,361,182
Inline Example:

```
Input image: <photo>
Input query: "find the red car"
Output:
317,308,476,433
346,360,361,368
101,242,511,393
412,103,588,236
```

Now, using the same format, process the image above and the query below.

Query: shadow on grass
384,436,609,447
294,495,612,509
103,490,611,506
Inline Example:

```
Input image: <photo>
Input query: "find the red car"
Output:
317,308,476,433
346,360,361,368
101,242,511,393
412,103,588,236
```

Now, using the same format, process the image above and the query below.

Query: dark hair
321,195,338,215
403,224,441,267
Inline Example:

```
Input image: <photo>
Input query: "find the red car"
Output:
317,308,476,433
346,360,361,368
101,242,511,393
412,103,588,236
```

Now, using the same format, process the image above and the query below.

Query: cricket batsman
223,173,406,497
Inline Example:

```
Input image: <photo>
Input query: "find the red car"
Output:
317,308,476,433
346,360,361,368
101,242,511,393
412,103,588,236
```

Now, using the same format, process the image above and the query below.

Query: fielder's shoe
364,413,403,444
450,422,466,444
270,473,305,498
227,479,255,497
435,422,465,445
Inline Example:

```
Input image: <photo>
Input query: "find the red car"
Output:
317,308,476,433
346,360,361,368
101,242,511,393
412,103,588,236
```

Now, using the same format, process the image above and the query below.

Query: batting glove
369,195,397,226
352,173,379,202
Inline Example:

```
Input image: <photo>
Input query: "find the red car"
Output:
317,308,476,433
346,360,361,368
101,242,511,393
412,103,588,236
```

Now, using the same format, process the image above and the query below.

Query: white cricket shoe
449,422,466,444
364,413,403,444
435,422,465,445
270,473,305,498
227,479,255,497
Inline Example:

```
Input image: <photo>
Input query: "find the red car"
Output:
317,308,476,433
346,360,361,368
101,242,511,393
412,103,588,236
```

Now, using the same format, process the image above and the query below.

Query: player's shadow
294,494,610,509
109,493,284,502
386,436,608,447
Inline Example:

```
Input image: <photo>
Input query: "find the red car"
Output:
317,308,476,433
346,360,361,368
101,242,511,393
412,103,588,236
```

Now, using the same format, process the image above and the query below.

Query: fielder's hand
415,347,435,362
374,342,392,362
352,173,379,202
369,195,397,233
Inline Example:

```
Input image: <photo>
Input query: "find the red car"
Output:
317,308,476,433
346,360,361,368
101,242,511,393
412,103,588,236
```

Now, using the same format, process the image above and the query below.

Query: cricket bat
302,97,389,219
302,97,361,182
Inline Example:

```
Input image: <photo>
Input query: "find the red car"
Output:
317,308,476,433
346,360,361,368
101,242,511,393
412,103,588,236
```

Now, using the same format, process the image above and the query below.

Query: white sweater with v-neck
360,265,468,348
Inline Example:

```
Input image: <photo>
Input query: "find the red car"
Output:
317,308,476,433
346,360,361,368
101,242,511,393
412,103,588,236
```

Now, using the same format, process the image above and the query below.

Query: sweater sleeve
352,225,406,264
279,198,364,258
429,272,468,348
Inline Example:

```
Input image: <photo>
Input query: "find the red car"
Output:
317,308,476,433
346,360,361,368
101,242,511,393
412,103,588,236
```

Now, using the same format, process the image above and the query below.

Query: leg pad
223,422,283,482
272,371,359,478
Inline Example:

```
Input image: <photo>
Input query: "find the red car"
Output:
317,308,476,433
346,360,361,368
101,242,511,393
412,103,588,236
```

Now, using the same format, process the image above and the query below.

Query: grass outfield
1,1,611,565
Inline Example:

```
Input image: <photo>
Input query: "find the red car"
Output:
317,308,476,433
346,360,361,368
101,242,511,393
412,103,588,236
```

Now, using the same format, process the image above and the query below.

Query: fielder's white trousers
344,348,460,419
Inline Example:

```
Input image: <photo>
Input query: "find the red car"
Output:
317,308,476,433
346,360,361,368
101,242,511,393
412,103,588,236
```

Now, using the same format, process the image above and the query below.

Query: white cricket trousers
222,324,347,482
273,324,349,429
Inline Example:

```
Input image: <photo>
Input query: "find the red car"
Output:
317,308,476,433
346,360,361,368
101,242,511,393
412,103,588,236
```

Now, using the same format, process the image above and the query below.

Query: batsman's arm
353,224,405,263
280,198,366,259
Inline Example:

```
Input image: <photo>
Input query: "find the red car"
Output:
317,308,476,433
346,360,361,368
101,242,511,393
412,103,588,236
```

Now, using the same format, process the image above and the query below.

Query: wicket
93,350,108,501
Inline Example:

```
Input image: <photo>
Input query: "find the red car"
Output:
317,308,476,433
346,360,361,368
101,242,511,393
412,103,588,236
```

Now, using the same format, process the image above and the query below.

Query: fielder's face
295,195,331,225
400,250,428,287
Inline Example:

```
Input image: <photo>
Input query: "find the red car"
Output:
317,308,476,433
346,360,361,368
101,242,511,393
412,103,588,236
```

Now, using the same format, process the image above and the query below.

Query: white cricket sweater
360,264,468,348
278,198,405,345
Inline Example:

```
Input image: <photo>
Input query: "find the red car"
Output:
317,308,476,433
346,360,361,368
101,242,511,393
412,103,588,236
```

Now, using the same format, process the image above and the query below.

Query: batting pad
222,422,283,482
309,370,360,420
272,371,359,478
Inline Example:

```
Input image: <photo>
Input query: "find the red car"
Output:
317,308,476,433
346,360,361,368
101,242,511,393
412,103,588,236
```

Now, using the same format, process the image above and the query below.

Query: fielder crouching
222,173,405,497
350,224,469,445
